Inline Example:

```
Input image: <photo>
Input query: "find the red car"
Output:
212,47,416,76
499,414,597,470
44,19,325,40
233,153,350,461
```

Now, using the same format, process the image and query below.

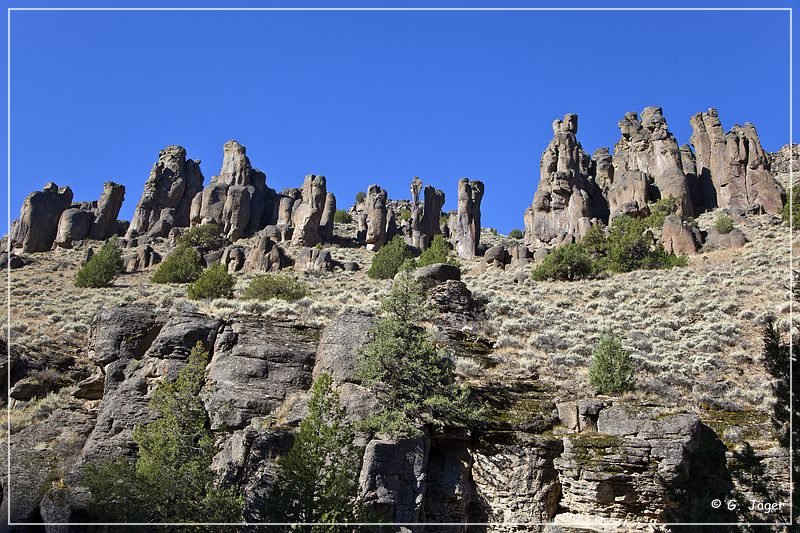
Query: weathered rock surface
703,226,748,251
524,115,599,247
203,317,319,430
452,178,484,259
291,174,327,247
313,312,376,384
128,146,204,238
690,108,784,214
10,182,74,252
770,143,799,191
319,192,337,243
612,107,694,218
293,247,332,273
123,244,161,272
412,263,461,289
365,185,389,251
244,232,290,273
90,181,126,240
54,207,93,248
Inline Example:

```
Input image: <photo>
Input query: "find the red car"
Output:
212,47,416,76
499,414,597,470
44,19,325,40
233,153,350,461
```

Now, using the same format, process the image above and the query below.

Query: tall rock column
365,185,389,251
523,114,600,247
89,182,126,240
319,192,336,243
690,108,784,214
10,182,73,252
610,107,694,219
409,176,445,250
452,178,484,259
127,145,204,238
291,174,327,247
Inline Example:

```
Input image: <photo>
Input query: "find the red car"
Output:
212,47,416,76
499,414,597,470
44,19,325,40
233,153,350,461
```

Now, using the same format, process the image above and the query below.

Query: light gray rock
319,192,337,243
703,226,748,251
413,263,461,289
409,177,445,250
294,247,332,273
291,174,327,247
313,312,376,384
54,208,93,248
244,232,290,273
365,185,389,251
452,178,484,259
90,181,126,240
661,214,700,256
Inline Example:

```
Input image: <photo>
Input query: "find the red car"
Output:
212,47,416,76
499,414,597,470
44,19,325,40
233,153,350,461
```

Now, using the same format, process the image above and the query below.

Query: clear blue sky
3,1,796,234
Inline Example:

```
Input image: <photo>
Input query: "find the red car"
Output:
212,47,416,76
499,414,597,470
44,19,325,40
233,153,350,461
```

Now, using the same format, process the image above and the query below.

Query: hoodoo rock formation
524,114,600,248
192,140,275,241
408,177,445,251
10,183,74,252
690,108,784,214
291,174,328,247
127,146,204,238
452,178,484,259
364,184,389,251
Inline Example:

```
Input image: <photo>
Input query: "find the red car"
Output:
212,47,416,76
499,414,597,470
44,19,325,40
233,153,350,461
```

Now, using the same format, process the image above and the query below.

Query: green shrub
75,237,124,288
588,332,635,395
714,213,735,234
399,208,412,222
367,235,415,280
604,215,685,273
242,274,307,301
781,185,799,228
417,234,458,267
355,191,366,204
358,266,482,434
333,209,352,224
82,343,243,522
265,373,365,524
187,264,235,300
531,243,593,281
151,244,203,284
645,197,679,228
508,229,524,239
177,223,225,251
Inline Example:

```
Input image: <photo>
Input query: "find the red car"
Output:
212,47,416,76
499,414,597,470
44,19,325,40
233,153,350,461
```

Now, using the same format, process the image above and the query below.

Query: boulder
703,227,748,251
291,174,327,247
124,244,161,272
413,263,461,289
244,232,290,273
293,247,332,273
221,245,247,273
127,145,204,238
54,208,92,248
10,182,74,252
661,214,700,256
365,184,389,251
690,108,785,214
452,178,484,259
484,245,508,268
523,115,601,247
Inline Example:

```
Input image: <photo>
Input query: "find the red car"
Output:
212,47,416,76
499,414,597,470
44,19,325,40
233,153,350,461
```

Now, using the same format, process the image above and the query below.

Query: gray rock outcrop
10,182,74,252
661,214,700,256
319,191,337,243
244,232,290,273
409,177,445,250
90,181,126,240
690,108,784,214
128,145,204,238
452,178,484,259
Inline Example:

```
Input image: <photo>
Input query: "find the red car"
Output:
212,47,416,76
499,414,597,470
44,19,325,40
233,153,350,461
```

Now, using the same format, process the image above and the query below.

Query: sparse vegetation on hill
355,191,366,204
82,342,243,522
74,237,123,288
782,185,799,228
187,263,235,300
333,209,352,224
366,235,415,280
242,274,308,302
531,243,593,282
508,229,524,239
715,213,735,234
151,244,203,284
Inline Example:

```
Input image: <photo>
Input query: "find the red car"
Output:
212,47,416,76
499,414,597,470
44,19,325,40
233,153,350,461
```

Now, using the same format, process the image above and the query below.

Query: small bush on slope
531,243,593,281
177,223,225,251
187,264,235,300
242,274,307,301
367,235,415,280
417,234,459,268
151,244,203,284
333,209,352,224
508,229,524,239
74,237,123,288
714,213,735,234
588,331,635,395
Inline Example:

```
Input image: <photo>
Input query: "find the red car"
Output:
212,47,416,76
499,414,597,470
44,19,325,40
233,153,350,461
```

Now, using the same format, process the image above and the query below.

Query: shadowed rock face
452,178,484,259
11,182,74,252
319,192,337,243
690,108,785,214
365,184,389,251
524,114,599,247
611,107,694,219
128,145,204,238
